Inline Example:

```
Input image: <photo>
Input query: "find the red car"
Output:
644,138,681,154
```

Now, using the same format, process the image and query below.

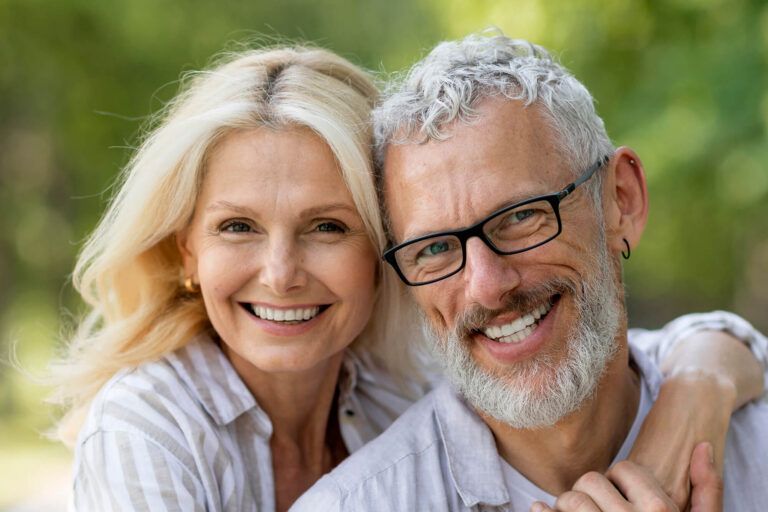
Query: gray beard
422,244,623,429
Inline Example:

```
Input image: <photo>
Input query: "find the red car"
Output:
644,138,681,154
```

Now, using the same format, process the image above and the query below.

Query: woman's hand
628,330,761,508
530,442,722,512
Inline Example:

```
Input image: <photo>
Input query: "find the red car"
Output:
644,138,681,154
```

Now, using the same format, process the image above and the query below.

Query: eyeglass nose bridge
455,222,510,261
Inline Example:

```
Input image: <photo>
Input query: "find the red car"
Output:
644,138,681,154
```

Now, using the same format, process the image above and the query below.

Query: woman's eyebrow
205,201,358,218
300,203,359,218
205,200,257,217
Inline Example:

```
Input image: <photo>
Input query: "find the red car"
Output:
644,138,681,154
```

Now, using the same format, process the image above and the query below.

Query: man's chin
450,358,587,430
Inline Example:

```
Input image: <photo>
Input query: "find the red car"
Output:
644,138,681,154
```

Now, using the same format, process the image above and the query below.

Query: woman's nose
258,238,307,294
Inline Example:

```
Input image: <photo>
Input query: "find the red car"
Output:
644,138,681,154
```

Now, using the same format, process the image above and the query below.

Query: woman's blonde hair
50,45,421,446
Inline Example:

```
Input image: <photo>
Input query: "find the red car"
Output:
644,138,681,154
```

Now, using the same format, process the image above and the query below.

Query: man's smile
481,301,554,344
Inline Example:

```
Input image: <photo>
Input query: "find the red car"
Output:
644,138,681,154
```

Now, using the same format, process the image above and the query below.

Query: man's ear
176,228,197,280
602,147,649,256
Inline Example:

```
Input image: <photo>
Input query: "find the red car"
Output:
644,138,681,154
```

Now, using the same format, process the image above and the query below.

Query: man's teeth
481,303,552,343
250,305,320,322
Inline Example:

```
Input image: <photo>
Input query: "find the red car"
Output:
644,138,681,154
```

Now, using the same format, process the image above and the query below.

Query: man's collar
431,338,660,508
433,383,511,507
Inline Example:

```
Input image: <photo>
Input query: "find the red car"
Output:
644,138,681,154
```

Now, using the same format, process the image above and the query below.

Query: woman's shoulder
78,335,251,445
79,350,197,442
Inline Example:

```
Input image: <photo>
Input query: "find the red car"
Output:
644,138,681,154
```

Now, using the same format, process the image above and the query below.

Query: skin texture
178,126,378,510
383,96,731,509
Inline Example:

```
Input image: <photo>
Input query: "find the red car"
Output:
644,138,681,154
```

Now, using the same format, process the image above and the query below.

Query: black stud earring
621,238,631,260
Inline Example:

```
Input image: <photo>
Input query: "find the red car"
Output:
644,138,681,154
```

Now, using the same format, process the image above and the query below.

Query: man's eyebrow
402,188,548,241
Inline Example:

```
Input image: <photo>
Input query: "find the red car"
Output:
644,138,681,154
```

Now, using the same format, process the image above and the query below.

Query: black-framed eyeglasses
382,155,610,286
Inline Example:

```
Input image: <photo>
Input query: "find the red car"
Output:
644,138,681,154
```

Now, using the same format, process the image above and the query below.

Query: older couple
57,35,766,512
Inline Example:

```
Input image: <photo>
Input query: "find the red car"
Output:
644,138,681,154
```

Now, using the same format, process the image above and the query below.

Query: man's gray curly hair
373,32,615,183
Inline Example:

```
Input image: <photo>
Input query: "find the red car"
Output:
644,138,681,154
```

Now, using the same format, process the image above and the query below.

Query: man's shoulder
727,397,768,454
722,399,768,507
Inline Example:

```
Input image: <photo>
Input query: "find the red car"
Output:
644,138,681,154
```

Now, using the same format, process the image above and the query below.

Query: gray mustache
452,277,578,336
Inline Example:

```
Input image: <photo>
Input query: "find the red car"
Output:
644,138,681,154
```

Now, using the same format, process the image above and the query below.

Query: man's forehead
382,98,566,240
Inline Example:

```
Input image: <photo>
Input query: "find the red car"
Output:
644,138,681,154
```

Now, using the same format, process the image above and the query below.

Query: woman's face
179,127,378,376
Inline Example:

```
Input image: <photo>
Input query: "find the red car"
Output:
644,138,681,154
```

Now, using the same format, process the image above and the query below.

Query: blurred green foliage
0,0,766,507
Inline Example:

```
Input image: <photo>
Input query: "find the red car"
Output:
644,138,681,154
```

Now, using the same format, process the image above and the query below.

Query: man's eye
221,221,252,233
418,240,451,258
511,209,535,223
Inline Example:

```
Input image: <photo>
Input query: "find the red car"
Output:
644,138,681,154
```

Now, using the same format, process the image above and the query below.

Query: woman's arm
628,311,766,509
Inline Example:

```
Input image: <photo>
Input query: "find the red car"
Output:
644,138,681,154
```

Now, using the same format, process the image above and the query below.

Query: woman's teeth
248,305,320,322
481,302,552,343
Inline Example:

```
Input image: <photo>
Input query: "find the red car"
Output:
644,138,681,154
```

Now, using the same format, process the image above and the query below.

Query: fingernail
531,501,545,512
706,442,714,464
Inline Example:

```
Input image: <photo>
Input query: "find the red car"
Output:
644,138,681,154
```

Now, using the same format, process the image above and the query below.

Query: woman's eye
221,221,252,233
316,222,346,233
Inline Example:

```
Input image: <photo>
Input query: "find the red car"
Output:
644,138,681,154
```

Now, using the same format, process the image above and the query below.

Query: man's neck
482,344,641,496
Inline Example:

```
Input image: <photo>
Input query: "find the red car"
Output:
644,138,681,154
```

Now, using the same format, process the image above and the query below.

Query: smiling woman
48,46,426,511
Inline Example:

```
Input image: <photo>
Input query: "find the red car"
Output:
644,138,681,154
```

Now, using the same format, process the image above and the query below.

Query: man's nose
259,238,307,295
462,236,521,309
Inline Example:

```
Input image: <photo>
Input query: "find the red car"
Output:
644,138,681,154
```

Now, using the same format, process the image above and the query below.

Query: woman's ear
176,229,197,279
602,147,649,256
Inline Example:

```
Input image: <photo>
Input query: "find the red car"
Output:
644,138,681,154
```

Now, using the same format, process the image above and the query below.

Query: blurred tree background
0,0,766,508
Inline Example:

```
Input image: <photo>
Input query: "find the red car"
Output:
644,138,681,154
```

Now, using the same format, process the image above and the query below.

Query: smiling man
292,34,768,511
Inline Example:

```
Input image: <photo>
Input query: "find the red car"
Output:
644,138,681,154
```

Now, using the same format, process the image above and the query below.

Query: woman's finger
571,471,632,511
554,490,603,512
690,442,724,512
607,460,679,511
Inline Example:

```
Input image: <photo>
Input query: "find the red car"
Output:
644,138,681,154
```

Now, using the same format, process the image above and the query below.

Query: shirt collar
338,349,363,404
166,334,368,430
433,383,511,507
167,333,263,427
431,340,658,508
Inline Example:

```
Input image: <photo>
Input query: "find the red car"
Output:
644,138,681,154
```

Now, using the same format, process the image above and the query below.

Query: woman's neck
221,344,348,511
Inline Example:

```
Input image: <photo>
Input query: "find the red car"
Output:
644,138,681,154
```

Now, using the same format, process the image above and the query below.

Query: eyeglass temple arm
558,155,611,199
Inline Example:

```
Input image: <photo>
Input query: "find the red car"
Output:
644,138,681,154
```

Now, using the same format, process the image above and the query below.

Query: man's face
383,97,624,427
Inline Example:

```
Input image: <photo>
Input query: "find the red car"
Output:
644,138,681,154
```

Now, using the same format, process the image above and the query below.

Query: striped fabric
72,333,426,511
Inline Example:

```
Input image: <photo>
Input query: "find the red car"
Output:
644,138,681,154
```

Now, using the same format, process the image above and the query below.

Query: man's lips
469,295,562,365
477,295,559,344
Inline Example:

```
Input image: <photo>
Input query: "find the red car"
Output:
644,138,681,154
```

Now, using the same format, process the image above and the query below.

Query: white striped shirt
72,334,427,511
71,311,768,511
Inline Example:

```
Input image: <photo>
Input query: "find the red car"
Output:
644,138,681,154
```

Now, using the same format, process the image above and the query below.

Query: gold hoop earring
184,276,199,293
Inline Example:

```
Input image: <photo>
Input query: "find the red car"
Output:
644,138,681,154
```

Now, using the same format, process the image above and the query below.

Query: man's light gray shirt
292,333,768,511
